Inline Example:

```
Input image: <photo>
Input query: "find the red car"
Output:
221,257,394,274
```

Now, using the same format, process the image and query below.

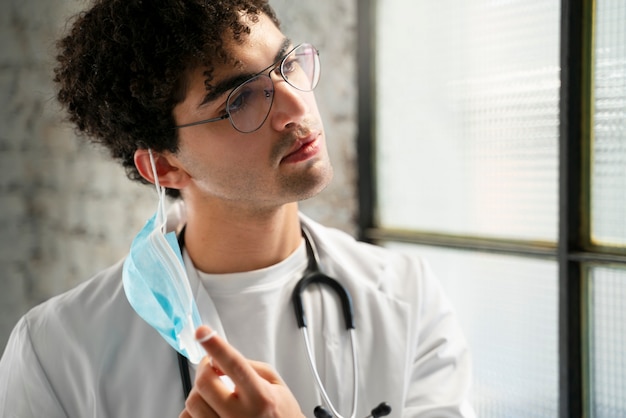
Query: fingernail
197,329,217,343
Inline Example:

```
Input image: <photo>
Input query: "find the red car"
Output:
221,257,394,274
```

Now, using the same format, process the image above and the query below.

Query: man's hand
179,326,306,418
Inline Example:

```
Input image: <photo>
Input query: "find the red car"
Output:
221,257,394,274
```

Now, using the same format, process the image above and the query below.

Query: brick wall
0,0,358,349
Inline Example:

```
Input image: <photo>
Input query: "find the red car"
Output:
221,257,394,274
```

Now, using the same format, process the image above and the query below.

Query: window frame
356,0,626,416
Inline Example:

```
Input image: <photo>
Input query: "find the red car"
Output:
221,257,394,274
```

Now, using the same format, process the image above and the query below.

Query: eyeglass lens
227,43,320,133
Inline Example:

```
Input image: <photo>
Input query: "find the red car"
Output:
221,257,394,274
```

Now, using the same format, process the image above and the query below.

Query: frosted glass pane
589,267,626,417
386,242,558,417
375,0,560,241
591,0,626,246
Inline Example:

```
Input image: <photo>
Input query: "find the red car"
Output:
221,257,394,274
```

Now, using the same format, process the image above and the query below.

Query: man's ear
134,149,189,190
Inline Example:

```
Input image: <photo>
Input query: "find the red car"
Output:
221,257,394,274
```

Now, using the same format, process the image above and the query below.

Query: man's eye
228,87,253,114
282,56,302,74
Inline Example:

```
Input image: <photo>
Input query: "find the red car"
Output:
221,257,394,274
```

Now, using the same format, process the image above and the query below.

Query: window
357,0,626,416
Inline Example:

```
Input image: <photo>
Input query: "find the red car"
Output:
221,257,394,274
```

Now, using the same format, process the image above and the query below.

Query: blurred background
1,0,625,417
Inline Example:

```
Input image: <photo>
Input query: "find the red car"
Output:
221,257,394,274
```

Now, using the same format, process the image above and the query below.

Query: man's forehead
199,37,292,102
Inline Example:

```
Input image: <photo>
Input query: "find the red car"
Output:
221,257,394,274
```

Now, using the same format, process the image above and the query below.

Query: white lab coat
0,210,475,418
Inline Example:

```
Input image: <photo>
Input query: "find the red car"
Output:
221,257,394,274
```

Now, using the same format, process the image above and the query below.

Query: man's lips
281,134,320,164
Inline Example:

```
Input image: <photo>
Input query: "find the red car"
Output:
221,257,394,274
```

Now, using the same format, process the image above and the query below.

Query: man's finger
183,388,221,418
248,360,284,385
195,326,264,400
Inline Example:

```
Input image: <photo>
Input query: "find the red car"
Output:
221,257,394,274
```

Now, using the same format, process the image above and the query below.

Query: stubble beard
280,158,333,202
271,123,334,203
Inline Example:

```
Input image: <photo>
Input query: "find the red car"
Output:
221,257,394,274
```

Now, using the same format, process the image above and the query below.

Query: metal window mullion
356,0,377,243
559,0,593,416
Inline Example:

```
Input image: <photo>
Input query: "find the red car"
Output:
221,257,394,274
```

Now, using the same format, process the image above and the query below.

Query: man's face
170,13,332,211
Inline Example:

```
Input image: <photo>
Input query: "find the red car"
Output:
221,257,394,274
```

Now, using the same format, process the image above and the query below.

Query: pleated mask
122,150,204,364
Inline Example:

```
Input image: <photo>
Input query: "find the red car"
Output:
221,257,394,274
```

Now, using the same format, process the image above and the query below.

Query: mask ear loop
148,149,168,231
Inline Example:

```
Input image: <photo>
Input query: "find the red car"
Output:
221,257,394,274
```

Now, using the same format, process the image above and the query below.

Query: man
0,0,475,417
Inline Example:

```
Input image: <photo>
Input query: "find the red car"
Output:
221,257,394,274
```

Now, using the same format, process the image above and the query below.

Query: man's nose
268,74,310,131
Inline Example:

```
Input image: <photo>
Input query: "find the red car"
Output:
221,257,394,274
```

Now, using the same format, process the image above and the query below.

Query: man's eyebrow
273,38,293,65
198,38,293,107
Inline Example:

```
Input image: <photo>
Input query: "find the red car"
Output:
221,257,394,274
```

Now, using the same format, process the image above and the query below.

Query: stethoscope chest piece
315,402,392,418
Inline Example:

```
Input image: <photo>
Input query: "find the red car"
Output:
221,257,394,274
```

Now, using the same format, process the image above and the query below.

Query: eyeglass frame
173,42,320,133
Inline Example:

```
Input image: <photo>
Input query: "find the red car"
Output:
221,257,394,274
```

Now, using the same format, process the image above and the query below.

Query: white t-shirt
193,240,308,361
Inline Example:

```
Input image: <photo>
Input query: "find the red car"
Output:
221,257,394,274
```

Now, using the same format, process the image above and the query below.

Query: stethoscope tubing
292,225,359,418
300,327,359,418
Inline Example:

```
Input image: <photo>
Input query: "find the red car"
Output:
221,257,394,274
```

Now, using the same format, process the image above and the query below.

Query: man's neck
182,200,302,274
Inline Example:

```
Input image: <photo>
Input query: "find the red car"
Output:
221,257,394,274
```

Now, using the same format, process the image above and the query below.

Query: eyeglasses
175,43,321,133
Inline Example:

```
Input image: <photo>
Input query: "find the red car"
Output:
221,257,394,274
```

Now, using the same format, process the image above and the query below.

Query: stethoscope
176,226,391,418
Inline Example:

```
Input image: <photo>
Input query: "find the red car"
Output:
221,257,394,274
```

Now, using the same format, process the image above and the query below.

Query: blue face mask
122,150,204,364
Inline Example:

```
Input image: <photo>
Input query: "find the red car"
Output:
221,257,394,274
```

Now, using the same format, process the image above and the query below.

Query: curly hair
54,0,279,198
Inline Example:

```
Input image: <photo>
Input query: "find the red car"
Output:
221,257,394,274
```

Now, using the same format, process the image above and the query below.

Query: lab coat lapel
314,279,410,417
352,278,411,416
